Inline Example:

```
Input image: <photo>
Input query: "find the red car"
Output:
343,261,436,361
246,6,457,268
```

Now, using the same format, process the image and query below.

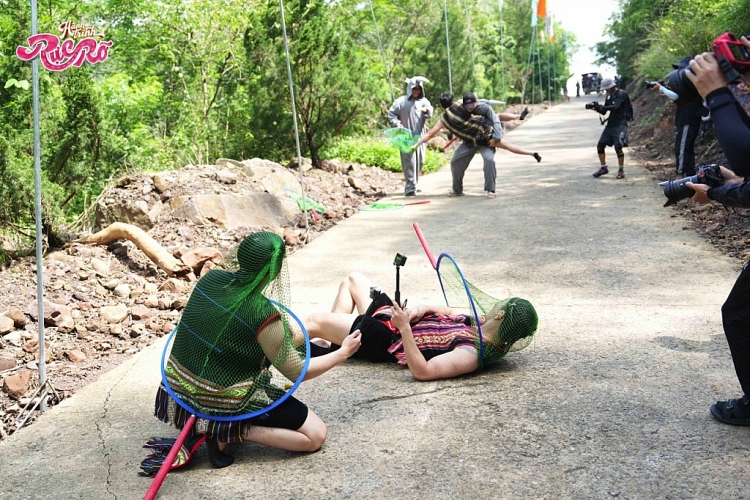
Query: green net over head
436,256,538,368
384,127,420,153
165,231,307,419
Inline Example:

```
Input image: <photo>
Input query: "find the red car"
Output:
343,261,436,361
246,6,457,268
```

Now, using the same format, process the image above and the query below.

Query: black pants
722,262,750,396
675,124,699,176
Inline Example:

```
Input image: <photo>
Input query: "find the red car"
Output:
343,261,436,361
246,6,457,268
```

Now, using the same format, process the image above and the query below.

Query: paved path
2,97,749,499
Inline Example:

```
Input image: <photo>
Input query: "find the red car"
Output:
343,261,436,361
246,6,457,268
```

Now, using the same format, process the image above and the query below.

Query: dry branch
75,222,191,277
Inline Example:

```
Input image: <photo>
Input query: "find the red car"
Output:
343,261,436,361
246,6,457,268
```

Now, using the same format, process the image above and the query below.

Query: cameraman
650,57,704,179
590,78,631,179
684,36,750,426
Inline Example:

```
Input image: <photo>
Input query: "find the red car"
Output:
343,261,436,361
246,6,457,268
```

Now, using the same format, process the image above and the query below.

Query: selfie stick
395,265,401,307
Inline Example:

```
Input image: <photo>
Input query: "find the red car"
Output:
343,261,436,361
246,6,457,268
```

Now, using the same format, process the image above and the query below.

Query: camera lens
660,175,698,207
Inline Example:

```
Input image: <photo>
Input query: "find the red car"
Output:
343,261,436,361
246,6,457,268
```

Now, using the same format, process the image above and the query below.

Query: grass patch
320,136,446,174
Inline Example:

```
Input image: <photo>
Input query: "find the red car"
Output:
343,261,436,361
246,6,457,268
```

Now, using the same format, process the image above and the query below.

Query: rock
215,158,244,169
64,350,86,363
171,297,188,310
100,304,129,324
158,297,172,310
144,295,159,308
180,247,223,273
159,278,186,293
7,308,29,327
3,370,32,399
57,315,75,333
215,170,238,184
152,172,177,194
95,197,154,230
0,355,16,371
3,331,22,346
113,284,131,298
90,257,109,275
170,193,293,229
0,316,14,335
131,305,151,320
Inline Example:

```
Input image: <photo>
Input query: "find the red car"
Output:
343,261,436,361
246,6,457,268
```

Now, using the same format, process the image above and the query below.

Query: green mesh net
384,127,420,153
164,231,308,419
436,254,538,368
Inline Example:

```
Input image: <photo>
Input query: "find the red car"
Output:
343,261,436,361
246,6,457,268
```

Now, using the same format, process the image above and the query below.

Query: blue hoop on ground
384,128,420,153
435,253,485,362
284,188,326,214
160,299,310,422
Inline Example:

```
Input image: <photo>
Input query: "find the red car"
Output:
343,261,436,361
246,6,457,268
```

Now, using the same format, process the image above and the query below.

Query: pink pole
144,414,196,500
413,222,437,270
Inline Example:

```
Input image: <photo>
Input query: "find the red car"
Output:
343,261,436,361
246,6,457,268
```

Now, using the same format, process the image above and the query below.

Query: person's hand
421,108,430,114
686,182,711,204
718,165,744,185
339,330,362,358
407,304,426,323
390,303,411,332
488,139,501,147
650,82,662,91
686,52,727,98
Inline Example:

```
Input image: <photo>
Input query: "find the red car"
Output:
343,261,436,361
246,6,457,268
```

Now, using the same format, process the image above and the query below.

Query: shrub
320,137,446,174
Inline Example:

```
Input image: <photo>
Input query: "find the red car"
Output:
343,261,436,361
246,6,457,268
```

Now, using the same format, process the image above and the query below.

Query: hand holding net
384,128,421,153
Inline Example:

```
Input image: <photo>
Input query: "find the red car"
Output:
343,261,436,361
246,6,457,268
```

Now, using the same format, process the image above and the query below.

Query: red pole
413,223,437,270
144,415,196,500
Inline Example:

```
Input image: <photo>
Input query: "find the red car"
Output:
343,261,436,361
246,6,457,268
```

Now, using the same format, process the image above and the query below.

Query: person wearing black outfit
590,77,631,179
651,57,704,179
685,37,750,426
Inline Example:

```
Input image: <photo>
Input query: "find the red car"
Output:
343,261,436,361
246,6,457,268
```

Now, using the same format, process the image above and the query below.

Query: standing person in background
388,76,433,196
589,77,632,179
576,81,581,98
649,57,704,179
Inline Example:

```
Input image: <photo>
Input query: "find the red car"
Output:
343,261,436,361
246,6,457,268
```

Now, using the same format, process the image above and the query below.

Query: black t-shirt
599,89,630,127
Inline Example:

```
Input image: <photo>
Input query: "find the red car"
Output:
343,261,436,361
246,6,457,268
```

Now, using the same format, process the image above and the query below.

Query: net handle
143,414,196,500
413,222,437,269
159,300,311,422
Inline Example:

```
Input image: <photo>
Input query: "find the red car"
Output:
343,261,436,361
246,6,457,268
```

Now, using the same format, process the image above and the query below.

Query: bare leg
598,153,606,166
497,140,536,157
330,272,375,314
498,112,520,121
240,409,327,452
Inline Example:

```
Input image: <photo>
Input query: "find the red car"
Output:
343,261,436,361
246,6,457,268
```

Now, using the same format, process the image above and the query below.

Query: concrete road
2,97,749,500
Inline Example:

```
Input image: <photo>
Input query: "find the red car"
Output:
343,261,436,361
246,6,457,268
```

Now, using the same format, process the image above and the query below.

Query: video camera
659,163,723,207
585,101,600,110
666,32,750,107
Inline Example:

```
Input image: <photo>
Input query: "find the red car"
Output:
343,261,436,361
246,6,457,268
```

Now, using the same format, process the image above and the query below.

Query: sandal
447,190,464,197
139,434,207,477
486,191,497,199
710,395,750,426
533,152,542,163
616,170,625,179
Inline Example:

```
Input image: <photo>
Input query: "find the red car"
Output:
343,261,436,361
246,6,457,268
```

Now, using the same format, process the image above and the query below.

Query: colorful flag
537,0,547,18
531,0,538,27
549,13,554,42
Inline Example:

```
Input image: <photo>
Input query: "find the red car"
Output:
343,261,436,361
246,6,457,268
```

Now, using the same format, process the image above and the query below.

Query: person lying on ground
303,272,538,381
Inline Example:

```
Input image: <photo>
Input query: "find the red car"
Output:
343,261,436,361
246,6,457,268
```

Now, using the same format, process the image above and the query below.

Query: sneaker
533,152,542,163
710,395,750,426
592,166,609,178
616,170,625,179
486,191,497,199
447,190,464,197
520,107,529,120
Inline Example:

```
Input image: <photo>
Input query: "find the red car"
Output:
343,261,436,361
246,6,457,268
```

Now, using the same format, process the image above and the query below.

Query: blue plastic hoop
160,299,311,422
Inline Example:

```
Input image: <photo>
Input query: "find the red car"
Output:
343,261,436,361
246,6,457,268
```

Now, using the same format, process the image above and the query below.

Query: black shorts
349,315,397,363
248,395,308,430
598,125,629,147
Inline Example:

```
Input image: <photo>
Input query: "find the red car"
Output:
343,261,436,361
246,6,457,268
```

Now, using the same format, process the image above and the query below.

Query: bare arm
257,319,361,382
391,304,478,381
413,119,445,148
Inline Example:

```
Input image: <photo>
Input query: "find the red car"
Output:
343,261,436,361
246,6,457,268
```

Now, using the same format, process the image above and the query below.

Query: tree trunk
75,222,191,278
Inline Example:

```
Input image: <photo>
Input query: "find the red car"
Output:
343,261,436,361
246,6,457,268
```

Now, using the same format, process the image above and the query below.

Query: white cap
600,77,616,90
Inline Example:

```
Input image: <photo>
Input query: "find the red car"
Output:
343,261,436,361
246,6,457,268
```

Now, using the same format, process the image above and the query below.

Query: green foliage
320,137,445,174
599,0,750,80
